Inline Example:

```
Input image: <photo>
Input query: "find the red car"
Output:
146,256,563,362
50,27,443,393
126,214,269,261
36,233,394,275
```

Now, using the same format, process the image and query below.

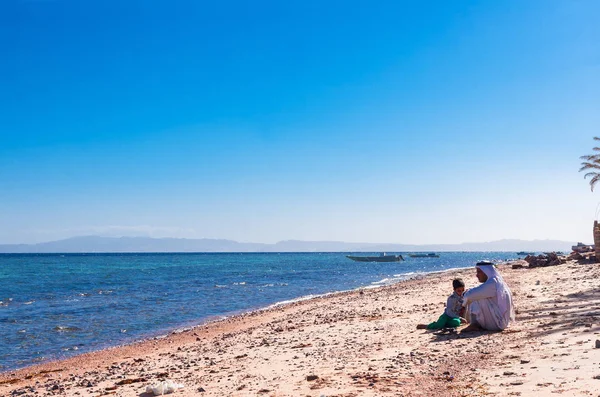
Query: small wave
23,301,35,305
170,326,195,335
62,346,79,351
0,298,13,307
371,278,391,285
232,282,246,286
260,282,288,287
371,274,419,286
362,284,382,290
393,271,421,277
266,293,335,308
407,265,475,277
214,285,227,288
53,326,82,332
79,293,91,297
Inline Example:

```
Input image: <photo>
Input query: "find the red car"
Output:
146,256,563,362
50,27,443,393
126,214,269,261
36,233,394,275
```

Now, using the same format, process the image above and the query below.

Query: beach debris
595,339,600,348
116,377,146,385
145,380,184,395
0,378,20,386
306,375,319,381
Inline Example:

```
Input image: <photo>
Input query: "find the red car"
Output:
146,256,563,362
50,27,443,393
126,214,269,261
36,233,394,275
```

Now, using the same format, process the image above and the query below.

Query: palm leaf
579,162,600,172
590,174,600,191
580,138,600,190
580,155,600,161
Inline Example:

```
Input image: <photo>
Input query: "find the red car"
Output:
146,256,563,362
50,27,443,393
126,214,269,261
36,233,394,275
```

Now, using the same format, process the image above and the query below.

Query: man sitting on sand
461,261,515,332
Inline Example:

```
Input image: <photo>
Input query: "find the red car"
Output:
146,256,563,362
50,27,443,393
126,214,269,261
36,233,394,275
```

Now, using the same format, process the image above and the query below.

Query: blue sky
0,0,599,245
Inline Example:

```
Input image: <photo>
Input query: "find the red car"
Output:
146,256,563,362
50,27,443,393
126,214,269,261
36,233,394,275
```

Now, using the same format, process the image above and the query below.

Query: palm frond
590,174,600,191
580,155,600,161
579,162,600,172
580,138,600,190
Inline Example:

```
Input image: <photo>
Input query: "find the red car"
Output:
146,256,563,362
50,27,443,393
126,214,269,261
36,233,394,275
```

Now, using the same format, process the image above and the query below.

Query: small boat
408,253,439,258
571,242,593,253
346,253,404,262
516,251,534,256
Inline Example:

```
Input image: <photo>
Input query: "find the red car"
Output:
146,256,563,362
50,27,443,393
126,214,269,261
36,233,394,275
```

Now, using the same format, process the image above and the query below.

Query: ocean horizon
0,252,520,372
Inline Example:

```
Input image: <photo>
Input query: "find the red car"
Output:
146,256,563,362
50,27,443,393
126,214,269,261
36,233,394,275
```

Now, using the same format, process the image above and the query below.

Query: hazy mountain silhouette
0,236,578,253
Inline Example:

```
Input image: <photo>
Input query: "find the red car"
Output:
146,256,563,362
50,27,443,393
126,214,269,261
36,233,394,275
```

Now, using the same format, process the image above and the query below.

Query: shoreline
1,261,482,375
2,260,599,396
0,260,478,377
1,264,483,373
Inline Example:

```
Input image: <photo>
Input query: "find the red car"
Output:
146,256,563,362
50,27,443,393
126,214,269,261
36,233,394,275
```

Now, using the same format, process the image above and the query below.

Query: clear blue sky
1,0,598,245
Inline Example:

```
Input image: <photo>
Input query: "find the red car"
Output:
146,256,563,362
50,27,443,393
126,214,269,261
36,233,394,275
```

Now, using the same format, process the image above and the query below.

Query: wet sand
1,260,599,396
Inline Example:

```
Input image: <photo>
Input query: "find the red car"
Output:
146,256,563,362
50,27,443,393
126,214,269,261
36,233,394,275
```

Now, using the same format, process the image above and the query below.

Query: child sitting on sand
416,278,467,330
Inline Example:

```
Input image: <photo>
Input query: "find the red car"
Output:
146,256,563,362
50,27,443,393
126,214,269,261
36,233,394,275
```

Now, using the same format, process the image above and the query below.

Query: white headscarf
477,263,515,327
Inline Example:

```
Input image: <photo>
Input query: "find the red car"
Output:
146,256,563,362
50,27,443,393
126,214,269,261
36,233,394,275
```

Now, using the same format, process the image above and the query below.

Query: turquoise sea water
0,252,518,371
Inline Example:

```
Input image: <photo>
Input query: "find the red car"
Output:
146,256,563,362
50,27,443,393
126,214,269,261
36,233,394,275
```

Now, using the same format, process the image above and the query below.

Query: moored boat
346,253,404,262
408,253,439,258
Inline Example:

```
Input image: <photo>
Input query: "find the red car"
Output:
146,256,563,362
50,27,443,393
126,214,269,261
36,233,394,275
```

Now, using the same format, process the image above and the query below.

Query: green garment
426,313,461,330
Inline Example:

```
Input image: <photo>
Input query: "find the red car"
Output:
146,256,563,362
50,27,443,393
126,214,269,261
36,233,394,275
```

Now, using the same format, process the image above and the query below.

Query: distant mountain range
0,236,578,253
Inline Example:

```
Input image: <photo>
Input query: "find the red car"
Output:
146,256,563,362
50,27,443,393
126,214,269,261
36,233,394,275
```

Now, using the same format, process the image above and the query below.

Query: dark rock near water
568,251,597,263
524,252,566,268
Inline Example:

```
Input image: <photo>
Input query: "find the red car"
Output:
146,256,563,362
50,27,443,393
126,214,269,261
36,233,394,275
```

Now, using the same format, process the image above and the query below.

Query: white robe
463,265,514,331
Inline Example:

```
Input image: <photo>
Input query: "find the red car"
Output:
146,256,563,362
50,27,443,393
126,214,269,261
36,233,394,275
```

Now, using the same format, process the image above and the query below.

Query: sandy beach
1,260,599,396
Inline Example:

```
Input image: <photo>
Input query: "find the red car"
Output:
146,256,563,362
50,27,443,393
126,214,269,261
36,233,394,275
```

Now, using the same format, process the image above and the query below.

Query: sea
0,252,519,372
